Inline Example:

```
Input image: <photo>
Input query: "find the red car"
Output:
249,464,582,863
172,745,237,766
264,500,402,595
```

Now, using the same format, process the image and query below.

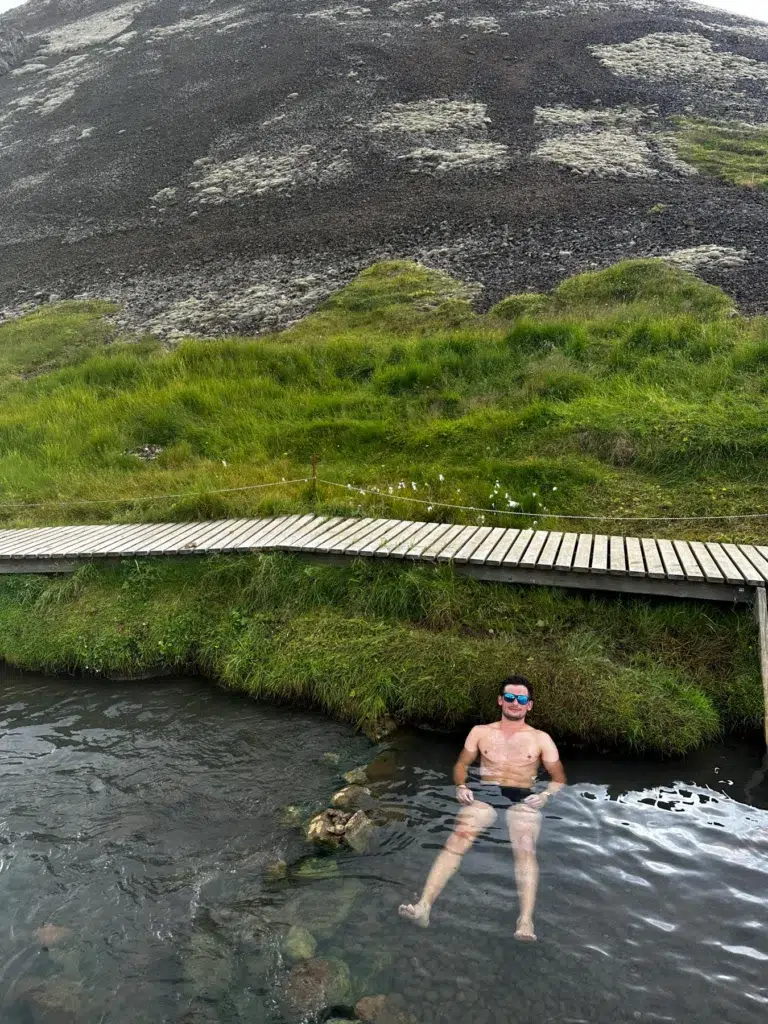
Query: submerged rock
280,805,304,828
293,855,340,880
36,924,71,948
182,931,233,998
331,785,373,811
283,925,317,962
13,978,84,1022
364,750,398,782
343,810,377,853
284,878,364,938
265,857,289,881
343,766,370,785
356,994,415,1024
283,957,352,1016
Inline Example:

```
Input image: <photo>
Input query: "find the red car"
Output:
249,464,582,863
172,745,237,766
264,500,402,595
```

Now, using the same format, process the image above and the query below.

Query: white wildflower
532,492,537,497
438,473,445,481
552,486,557,491
411,482,417,490
388,486,394,494
222,460,227,467
427,505,433,511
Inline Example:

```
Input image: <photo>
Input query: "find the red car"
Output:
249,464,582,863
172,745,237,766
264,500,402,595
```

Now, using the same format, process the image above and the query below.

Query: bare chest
478,731,539,766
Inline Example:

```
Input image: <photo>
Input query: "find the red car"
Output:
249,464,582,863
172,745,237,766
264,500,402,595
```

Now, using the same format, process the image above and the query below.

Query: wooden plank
520,531,549,569
502,529,535,568
421,523,467,561
28,524,100,558
134,521,215,556
204,519,264,552
625,536,645,577
256,515,321,549
100,522,183,556
86,522,164,557
453,525,494,564
738,544,768,585
195,519,253,551
756,587,768,746
314,518,375,553
0,527,60,557
689,541,724,583
60,523,151,556
270,516,331,549
640,538,665,580
656,539,685,581
536,532,563,571
393,520,442,561
671,540,704,582
485,529,520,567
435,526,480,563
590,534,608,574
343,519,401,556
366,521,421,557
161,520,235,555
722,544,764,587
705,542,745,585
303,518,362,553
608,535,626,576
467,527,510,566
572,533,593,572
554,532,578,572
405,522,453,560
237,515,305,550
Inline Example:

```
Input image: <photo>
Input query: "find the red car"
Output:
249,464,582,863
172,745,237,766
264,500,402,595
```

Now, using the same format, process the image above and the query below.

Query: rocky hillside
0,0,767,338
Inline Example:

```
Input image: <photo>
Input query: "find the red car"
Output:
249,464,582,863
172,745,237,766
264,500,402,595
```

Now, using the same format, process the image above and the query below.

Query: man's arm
525,732,566,809
453,727,480,804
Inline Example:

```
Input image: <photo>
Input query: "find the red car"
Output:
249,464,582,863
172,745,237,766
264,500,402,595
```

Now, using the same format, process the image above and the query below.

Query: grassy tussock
675,119,768,189
0,555,760,755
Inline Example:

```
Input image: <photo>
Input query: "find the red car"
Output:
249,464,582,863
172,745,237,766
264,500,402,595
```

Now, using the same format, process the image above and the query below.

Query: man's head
498,675,533,722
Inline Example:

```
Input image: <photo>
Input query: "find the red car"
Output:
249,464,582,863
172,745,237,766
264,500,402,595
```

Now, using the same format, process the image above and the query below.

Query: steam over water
0,672,766,1022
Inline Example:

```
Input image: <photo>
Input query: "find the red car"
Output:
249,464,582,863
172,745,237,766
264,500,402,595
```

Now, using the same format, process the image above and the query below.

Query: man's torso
475,723,543,788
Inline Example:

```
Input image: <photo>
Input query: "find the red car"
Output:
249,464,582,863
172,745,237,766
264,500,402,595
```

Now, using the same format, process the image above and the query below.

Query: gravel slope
1,0,767,336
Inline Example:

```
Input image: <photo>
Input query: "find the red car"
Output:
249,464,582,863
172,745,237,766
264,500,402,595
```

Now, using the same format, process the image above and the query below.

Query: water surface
0,672,766,1023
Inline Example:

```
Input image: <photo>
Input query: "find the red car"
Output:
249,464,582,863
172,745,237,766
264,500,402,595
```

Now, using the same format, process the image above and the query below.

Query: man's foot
514,917,536,942
398,901,431,928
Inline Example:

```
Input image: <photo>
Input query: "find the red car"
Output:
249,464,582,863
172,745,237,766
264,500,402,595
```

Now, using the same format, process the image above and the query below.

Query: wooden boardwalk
1,513,767,603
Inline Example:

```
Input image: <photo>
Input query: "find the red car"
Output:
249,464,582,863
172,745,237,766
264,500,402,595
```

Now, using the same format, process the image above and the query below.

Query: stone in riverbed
284,878,364,938
293,855,340,880
363,717,398,743
283,924,317,961
344,766,370,785
307,808,351,846
331,784,373,811
283,957,352,1016
280,804,304,827
365,750,398,781
344,810,377,853
356,994,416,1024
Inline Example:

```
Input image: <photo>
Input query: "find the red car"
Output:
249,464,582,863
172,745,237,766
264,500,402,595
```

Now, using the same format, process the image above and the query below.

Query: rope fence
0,464,764,526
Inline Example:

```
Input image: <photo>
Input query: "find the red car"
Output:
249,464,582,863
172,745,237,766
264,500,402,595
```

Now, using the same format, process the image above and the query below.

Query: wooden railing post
755,587,768,746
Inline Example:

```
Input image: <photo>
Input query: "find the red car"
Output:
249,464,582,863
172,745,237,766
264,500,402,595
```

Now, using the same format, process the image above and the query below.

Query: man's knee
446,828,475,855
511,834,537,855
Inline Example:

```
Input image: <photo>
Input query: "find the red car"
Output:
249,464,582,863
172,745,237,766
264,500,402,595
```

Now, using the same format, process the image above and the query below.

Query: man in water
399,675,566,941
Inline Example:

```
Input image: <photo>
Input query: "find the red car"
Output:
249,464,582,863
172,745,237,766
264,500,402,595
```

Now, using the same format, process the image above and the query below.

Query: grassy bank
0,259,765,538
0,554,760,756
0,257,765,754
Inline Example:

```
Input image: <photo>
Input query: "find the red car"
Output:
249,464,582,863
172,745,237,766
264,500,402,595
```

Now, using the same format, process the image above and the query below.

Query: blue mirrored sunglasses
502,693,530,705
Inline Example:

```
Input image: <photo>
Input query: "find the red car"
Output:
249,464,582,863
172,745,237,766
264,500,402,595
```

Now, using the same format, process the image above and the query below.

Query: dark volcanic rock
0,0,767,334
0,26,27,75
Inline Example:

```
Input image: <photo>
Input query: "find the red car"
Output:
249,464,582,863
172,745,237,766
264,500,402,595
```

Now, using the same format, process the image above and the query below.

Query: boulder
365,750,398,782
331,785,373,811
284,878,364,938
306,808,351,846
343,766,370,785
343,810,377,853
293,856,340,880
356,994,414,1024
283,957,352,1016
264,857,289,881
283,925,317,961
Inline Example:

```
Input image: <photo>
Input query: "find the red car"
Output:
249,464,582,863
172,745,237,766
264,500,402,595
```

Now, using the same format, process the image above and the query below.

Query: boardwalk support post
755,587,768,746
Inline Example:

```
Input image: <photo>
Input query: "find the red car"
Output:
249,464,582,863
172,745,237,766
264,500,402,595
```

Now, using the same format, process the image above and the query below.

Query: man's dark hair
499,675,533,699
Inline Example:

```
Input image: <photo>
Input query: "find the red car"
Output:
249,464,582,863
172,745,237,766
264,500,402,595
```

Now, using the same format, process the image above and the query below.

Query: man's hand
523,792,548,810
456,784,474,805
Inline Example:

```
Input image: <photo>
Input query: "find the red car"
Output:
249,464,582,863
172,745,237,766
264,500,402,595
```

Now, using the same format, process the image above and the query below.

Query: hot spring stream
0,670,766,1023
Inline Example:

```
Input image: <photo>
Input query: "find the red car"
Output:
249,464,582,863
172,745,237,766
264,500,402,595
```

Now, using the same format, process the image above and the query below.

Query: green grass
0,555,759,755
675,118,768,189
0,257,765,754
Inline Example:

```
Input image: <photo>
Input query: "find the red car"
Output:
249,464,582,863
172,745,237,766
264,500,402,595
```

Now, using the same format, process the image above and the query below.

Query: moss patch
674,118,768,189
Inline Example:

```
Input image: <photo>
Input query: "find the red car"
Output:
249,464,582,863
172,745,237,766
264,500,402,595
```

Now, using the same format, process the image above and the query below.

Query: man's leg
506,804,542,941
399,801,496,927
